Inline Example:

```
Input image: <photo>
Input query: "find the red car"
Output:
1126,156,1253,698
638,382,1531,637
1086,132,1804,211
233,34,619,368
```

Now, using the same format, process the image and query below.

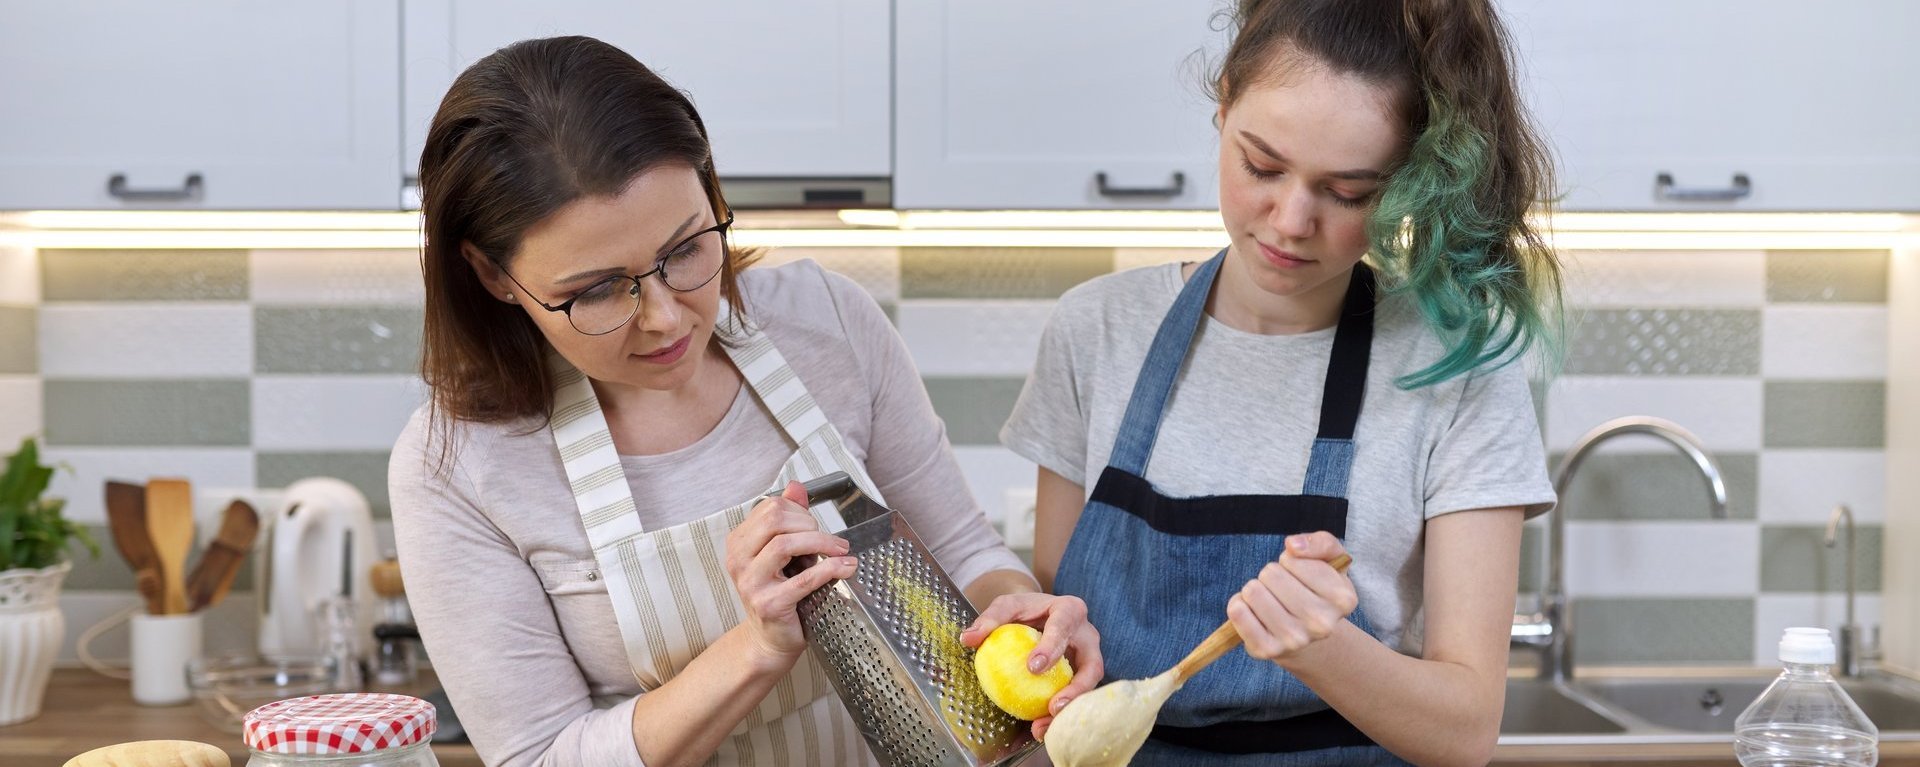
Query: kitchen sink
1501,681,1628,735
1575,675,1920,733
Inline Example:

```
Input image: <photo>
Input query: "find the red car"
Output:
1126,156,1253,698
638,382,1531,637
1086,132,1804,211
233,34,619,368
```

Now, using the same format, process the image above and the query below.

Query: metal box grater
794,472,1039,767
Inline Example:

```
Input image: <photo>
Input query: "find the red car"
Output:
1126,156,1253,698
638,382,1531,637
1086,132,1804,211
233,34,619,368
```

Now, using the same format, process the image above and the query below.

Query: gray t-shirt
391,260,1024,767
1000,262,1554,656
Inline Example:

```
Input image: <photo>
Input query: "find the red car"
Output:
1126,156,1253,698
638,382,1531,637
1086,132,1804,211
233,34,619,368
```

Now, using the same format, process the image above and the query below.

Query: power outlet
1001,486,1038,550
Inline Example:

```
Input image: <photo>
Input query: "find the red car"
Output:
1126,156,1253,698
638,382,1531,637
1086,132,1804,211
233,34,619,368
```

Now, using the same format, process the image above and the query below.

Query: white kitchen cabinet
0,1,403,211
1502,0,1920,211
894,1,1227,210
403,0,890,192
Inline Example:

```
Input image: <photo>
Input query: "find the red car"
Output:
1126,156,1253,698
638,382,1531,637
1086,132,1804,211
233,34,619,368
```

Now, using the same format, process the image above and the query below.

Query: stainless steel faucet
1825,504,1869,677
1513,416,1729,682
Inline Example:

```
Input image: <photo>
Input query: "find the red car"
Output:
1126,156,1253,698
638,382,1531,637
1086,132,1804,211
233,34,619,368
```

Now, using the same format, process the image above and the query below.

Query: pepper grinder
370,555,420,685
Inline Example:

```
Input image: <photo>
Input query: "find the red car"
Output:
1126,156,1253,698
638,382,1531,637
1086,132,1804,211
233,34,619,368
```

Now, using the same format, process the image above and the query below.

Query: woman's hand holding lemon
962,593,1102,740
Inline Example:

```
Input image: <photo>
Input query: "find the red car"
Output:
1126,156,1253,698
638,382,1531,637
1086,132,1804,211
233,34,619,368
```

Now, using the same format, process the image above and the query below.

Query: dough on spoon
1044,670,1181,767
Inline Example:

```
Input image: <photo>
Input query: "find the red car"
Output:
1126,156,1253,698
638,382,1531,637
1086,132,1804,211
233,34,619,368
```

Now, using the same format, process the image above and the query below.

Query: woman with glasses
995,1,1561,764
388,36,1099,767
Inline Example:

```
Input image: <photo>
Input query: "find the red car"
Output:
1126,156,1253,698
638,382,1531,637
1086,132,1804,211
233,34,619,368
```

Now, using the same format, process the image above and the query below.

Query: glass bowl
185,655,337,733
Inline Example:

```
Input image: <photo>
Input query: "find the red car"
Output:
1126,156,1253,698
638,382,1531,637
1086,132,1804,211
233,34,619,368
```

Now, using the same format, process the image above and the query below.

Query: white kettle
257,477,379,660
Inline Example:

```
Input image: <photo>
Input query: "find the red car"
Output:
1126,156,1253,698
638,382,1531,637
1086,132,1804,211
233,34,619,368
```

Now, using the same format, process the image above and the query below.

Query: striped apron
547,303,878,766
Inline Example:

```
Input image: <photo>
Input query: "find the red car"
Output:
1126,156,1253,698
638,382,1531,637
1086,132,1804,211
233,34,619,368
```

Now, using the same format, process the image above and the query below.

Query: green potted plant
0,436,97,725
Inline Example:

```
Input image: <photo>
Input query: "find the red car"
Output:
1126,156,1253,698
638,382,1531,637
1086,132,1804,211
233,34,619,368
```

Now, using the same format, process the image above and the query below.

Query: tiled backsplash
0,244,1890,667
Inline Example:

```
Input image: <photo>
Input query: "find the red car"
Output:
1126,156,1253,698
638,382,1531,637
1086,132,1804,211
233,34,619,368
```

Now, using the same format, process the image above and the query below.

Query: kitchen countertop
1,669,481,767
11,668,1920,766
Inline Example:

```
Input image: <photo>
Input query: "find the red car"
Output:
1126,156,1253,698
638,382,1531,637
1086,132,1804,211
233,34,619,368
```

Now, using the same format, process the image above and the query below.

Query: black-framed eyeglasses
502,213,733,336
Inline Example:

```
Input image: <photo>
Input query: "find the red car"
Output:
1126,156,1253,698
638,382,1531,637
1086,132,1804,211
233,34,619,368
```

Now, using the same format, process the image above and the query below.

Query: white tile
1758,450,1885,524
951,446,1039,528
252,376,427,450
1754,594,1882,666
756,248,900,304
39,304,251,378
1564,521,1759,597
896,300,1054,376
1546,377,1763,451
250,249,424,305
0,375,41,446
41,447,255,526
1114,248,1217,272
0,245,37,304
1762,306,1888,379
1561,250,1766,308
57,590,257,665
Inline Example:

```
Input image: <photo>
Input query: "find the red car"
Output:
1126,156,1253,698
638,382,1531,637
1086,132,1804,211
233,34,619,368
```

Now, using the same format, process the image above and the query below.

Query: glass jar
243,692,439,767
246,741,437,767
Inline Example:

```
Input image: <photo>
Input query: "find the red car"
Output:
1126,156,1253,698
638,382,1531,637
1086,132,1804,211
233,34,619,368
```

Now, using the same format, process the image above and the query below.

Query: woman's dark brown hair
418,35,753,425
1212,0,1565,388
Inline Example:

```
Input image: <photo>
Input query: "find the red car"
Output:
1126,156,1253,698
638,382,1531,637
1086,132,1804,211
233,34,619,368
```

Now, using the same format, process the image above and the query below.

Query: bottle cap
1779,627,1836,665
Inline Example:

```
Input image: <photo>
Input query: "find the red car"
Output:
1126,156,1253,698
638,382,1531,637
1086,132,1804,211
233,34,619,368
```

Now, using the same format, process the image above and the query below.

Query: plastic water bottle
1734,627,1878,767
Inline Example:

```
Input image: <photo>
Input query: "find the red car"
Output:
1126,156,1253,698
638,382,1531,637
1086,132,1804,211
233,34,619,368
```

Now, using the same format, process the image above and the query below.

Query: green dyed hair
1367,96,1564,388
1213,0,1566,388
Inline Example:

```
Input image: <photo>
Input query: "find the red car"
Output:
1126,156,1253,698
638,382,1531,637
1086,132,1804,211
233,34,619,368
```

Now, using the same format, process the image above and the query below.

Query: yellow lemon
974,624,1072,720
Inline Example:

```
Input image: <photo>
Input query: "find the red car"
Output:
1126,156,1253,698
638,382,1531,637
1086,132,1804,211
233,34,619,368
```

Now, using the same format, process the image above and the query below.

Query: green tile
923,376,1027,446
62,526,133,590
255,306,423,374
900,248,1112,299
257,451,393,519
41,249,248,302
1764,381,1885,448
0,306,34,374
1760,525,1882,594
62,525,254,592
1563,309,1759,376
44,380,250,446
1570,598,1754,665
1550,452,1757,521
1766,250,1889,303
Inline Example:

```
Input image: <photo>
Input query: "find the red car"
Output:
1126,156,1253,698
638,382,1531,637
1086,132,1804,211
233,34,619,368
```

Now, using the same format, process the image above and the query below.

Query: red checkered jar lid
244,693,437,755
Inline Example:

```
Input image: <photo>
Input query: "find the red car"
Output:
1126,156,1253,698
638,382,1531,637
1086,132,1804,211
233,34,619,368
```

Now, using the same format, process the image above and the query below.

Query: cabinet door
0,1,402,211
1503,0,1920,211
403,0,890,182
895,1,1227,210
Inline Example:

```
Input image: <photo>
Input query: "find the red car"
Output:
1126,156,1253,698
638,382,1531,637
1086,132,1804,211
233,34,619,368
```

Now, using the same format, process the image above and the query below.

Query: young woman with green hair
985,0,1564,764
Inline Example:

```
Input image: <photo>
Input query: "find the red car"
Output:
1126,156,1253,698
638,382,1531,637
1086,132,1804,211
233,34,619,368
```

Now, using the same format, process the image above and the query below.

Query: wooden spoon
143,478,195,615
185,500,258,612
104,481,163,615
1044,553,1353,767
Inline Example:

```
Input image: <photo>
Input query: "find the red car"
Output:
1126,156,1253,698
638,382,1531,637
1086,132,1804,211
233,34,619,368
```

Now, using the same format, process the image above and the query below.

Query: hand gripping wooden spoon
1044,553,1353,767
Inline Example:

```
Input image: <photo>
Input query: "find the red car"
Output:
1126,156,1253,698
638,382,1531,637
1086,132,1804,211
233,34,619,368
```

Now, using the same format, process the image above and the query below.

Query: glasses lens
568,277,641,335
661,227,727,292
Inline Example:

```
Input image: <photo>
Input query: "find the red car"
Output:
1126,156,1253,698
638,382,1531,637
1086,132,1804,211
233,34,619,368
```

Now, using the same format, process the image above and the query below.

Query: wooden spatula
186,500,258,612
105,481,164,615
144,478,195,615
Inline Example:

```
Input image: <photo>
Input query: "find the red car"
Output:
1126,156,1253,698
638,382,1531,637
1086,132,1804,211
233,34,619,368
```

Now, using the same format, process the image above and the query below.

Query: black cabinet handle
1096,171,1185,198
1654,172,1751,203
107,173,204,201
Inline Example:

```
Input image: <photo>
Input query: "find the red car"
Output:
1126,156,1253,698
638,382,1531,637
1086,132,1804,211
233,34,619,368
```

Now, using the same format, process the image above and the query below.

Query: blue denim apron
1053,253,1409,766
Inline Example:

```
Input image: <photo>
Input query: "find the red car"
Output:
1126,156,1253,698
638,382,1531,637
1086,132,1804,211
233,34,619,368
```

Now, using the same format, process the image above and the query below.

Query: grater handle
776,473,853,580
1173,553,1351,684
801,472,856,505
